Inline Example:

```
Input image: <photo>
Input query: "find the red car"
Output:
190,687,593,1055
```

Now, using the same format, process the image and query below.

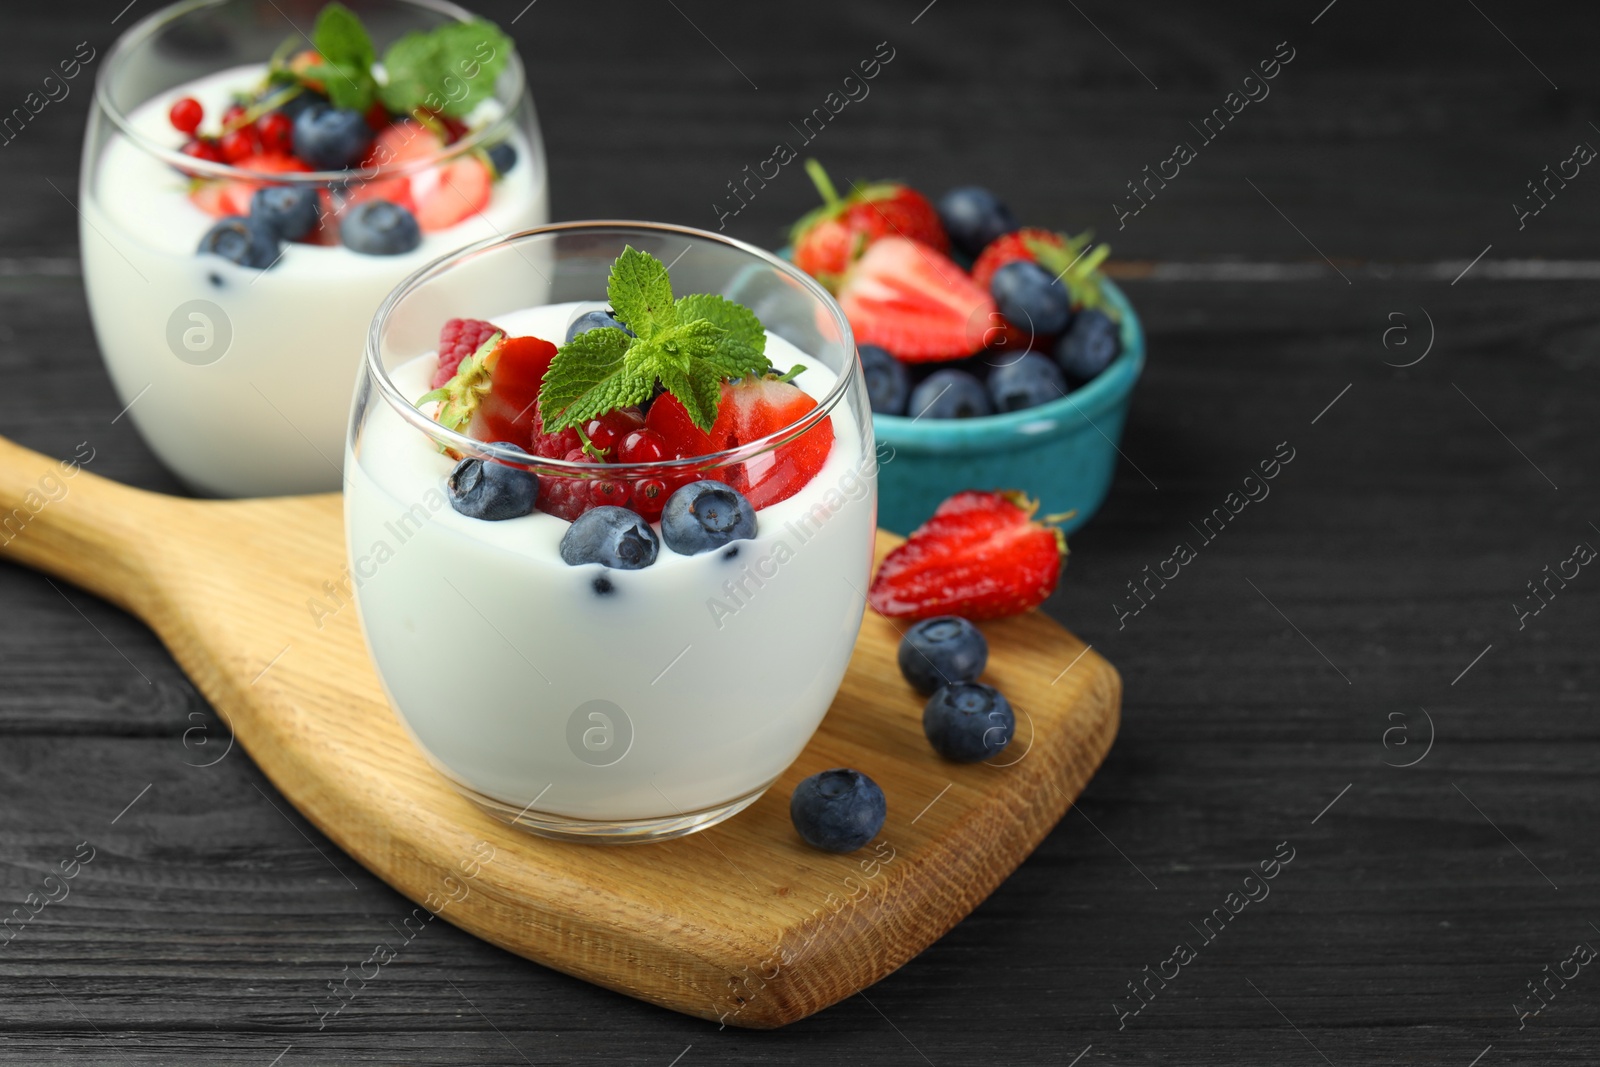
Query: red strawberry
413,156,492,232
971,228,1066,292
645,393,715,459
424,332,558,452
187,154,310,218
867,490,1068,621
836,237,997,362
433,318,503,388
711,376,834,509
351,120,442,213
790,160,947,289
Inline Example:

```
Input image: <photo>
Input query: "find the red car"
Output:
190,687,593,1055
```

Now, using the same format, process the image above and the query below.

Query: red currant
632,478,669,521
616,429,667,464
590,479,632,507
169,96,203,135
219,127,259,163
221,103,248,129
181,138,226,164
256,111,294,155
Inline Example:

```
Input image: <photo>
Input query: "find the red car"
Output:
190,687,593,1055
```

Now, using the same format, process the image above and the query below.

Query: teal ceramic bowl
873,279,1144,534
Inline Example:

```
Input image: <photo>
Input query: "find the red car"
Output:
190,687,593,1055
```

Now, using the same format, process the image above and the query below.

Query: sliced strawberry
711,377,833,509
414,156,492,232
187,154,311,218
971,228,1066,291
837,237,996,362
423,332,558,452
790,161,947,289
645,393,715,459
350,120,442,212
868,490,1067,620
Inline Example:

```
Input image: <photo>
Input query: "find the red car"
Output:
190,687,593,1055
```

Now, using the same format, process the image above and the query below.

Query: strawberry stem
804,158,840,206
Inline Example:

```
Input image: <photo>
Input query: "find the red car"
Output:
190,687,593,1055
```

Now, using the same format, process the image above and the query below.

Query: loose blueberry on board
341,201,422,255
990,260,1073,338
660,481,757,556
859,343,910,415
559,506,659,569
1055,308,1122,384
988,352,1067,412
447,445,539,521
789,769,886,853
923,682,1015,762
196,216,280,269
292,105,374,169
564,309,633,344
249,186,320,241
487,141,518,176
908,369,993,419
937,186,1020,259
898,616,988,694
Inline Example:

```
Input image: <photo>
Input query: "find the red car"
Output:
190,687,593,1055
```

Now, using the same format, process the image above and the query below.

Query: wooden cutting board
0,434,1120,1028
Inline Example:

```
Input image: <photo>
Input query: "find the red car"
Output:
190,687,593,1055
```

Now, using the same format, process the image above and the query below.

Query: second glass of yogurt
348,222,878,841
82,0,548,496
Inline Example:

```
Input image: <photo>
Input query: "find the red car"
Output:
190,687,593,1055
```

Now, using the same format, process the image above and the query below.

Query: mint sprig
538,248,771,434
300,2,378,113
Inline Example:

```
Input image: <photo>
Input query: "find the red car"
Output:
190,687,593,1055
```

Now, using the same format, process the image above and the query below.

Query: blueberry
1055,309,1122,384
789,768,886,853
249,186,320,241
292,105,373,169
991,260,1073,337
487,141,518,176
447,445,539,520
908,369,992,419
661,481,757,556
937,186,1019,258
898,616,988,694
559,506,659,569
196,216,280,269
923,682,1015,762
564,309,633,343
988,352,1067,412
341,200,422,256
859,344,910,416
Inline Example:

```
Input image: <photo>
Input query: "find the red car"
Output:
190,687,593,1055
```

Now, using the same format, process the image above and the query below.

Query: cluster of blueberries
788,615,1014,852
863,185,1124,420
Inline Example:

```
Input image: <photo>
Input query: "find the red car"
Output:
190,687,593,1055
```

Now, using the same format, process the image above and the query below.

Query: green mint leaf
377,18,512,119
695,336,769,382
607,247,677,341
538,328,650,432
306,60,376,112
309,3,377,111
673,293,766,353
653,362,721,431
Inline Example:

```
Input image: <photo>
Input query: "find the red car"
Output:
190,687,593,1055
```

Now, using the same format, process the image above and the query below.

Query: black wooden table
4,1,1598,1063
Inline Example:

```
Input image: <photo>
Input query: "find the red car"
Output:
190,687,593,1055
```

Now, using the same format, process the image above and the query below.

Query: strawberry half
790,160,947,290
711,376,834,509
868,490,1067,621
188,154,310,218
837,237,997,362
421,332,558,452
971,228,1067,291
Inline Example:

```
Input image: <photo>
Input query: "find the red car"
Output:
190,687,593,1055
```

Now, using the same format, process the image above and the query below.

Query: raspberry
432,318,503,388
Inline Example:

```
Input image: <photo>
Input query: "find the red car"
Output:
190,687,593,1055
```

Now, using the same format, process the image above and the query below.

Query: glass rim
94,0,527,185
364,220,860,476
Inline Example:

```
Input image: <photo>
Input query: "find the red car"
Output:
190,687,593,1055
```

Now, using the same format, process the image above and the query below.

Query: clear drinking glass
82,0,548,497
347,222,878,842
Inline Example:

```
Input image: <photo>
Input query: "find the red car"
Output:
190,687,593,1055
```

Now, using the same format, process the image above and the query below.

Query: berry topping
433,318,504,389
661,481,757,556
250,186,321,241
789,769,886,853
987,352,1066,412
858,343,910,416
709,376,833,509
181,138,226,166
256,110,294,155
923,682,1015,762
908,368,992,419
188,153,310,218
422,333,558,452
970,227,1064,291
564,309,632,343
169,96,203,135
447,446,539,521
341,200,421,255
219,126,261,163
559,506,659,569
412,156,491,232
292,105,374,169
898,616,988,694
937,186,1019,260
644,394,716,459
1055,308,1122,384
616,429,667,464
867,490,1068,620
486,141,517,177
991,260,1073,338
790,160,948,288
196,216,280,270
836,236,996,362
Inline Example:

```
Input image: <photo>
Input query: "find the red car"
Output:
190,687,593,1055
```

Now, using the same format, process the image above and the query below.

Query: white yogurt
82,64,548,497
345,302,877,824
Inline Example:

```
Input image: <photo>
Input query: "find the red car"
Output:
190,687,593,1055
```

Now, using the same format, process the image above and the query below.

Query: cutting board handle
0,434,169,615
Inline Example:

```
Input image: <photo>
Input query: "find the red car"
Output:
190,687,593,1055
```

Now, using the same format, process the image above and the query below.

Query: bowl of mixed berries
780,162,1144,535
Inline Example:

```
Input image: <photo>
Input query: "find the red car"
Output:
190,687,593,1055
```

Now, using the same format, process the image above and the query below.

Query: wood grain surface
0,435,1120,1029
4,0,1600,1062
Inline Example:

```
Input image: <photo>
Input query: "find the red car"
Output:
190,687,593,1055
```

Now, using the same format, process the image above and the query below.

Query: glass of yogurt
82,0,548,497
347,222,878,842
